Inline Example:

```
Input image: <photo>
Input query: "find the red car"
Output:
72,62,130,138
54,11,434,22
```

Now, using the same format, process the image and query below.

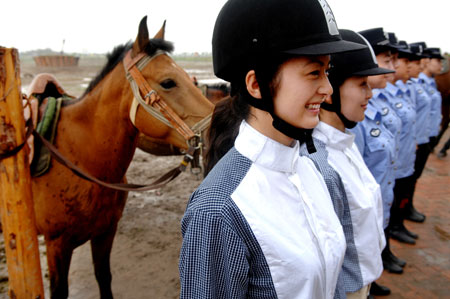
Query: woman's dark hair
203,91,249,176
203,54,294,176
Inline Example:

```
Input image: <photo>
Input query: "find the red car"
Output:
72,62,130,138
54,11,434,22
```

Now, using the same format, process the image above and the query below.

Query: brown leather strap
32,130,195,192
123,51,196,140
0,118,34,160
124,52,146,71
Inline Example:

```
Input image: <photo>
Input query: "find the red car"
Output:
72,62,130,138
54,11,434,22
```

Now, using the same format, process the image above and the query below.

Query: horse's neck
57,65,138,180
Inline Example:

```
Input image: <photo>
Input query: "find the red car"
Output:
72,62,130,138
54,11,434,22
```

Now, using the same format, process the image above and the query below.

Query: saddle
24,73,75,176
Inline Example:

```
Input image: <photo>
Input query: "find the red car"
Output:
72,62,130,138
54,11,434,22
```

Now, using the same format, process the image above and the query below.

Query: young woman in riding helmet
303,29,394,298
179,0,364,298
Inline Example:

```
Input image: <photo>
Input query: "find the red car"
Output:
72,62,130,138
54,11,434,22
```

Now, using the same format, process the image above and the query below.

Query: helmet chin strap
254,69,317,153
271,115,316,153
321,80,357,129
321,101,358,129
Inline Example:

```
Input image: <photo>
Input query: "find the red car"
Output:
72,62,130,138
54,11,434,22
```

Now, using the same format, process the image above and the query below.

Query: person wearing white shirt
306,29,393,299
179,1,366,298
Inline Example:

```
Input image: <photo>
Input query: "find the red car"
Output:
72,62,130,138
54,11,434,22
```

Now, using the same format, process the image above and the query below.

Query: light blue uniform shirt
419,72,442,137
396,80,415,108
370,88,402,159
408,77,432,144
350,105,396,229
386,82,417,179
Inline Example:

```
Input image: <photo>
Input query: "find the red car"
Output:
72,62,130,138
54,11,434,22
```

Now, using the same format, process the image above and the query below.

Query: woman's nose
321,76,333,97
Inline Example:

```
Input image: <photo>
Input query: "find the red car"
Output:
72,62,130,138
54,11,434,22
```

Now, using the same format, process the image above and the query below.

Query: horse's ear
132,16,150,55
153,20,166,40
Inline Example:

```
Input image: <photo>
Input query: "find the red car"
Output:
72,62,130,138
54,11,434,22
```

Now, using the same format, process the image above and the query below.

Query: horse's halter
123,49,212,171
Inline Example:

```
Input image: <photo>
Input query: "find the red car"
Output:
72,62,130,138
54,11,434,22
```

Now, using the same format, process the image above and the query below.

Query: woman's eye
310,70,320,76
160,79,177,89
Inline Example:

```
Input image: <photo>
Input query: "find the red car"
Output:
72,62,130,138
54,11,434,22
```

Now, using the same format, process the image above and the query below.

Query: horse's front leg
90,218,121,299
45,236,74,299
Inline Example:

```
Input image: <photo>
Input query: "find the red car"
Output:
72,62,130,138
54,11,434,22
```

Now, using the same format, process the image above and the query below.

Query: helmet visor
282,39,366,56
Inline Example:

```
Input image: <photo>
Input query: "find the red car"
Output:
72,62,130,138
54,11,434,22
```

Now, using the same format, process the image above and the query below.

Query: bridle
123,49,212,164
0,49,213,192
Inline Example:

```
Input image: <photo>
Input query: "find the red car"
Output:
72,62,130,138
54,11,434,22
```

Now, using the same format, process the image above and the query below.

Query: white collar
313,121,355,151
235,120,299,173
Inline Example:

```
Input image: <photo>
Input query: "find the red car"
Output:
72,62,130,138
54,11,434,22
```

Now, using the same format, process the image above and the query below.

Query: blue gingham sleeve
301,141,362,296
179,195,250,299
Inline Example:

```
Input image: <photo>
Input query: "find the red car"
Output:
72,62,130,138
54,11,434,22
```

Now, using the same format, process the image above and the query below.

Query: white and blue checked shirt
311,122,385,290
180,121,346,299
300,136,361,296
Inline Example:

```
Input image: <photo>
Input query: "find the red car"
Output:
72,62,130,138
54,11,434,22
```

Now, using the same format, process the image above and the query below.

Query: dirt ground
4,54,448,299
0,54,214,298
65,151,202,299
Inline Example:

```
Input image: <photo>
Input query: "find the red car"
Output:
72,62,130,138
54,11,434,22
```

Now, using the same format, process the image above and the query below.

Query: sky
1,0,448,55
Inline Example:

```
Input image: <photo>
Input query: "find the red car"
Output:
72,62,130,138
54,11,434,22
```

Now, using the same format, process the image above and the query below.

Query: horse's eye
160,79,177,90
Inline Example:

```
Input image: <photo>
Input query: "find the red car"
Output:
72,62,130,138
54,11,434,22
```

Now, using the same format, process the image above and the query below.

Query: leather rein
1,49,212,192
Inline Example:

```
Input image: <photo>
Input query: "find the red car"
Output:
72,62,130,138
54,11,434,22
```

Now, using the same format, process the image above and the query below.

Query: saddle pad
30,96,63,177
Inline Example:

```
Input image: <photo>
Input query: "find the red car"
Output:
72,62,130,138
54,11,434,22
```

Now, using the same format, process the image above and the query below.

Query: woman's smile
305,102,323,114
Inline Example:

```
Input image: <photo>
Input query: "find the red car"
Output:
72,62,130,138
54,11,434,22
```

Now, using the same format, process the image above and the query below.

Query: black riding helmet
322,29,394,128
212,0,365,152
358,28,399,55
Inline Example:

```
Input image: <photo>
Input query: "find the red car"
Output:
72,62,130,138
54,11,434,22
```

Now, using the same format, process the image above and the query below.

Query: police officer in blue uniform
356,26,407,271
384,37,420,245
421,47,444,151
406,42,433,223
350,27,403,297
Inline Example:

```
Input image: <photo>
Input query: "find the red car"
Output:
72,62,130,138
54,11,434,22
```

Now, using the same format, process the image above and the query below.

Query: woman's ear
245,70,262,99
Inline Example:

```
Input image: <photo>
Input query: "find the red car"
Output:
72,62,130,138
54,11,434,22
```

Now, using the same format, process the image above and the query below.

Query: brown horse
436,55,450,141
29,16,214,298
137,79,229,156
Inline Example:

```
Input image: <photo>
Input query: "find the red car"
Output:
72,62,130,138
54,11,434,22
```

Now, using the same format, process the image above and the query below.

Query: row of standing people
177,0,444,298
349,28,444,297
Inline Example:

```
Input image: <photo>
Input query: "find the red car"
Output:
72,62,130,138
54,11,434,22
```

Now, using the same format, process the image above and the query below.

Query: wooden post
0,47,45,298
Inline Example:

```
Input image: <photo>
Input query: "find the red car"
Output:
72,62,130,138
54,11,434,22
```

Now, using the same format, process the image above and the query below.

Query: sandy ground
0,55,214,298
66,151,202,299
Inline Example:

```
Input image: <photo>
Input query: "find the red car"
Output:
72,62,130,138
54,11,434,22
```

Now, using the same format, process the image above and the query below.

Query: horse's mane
64,39,174,105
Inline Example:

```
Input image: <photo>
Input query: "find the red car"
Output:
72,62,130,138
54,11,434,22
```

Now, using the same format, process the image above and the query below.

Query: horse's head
124,16,214,151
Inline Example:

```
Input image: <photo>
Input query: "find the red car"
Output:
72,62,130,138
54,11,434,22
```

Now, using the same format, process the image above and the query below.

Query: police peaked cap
410,42,433,58
358,28,398,54
410,42,427,49
387,32,403,51
329,29,394,79
409,43,429,59
212,0,366,81
424,47,445,59
396,41,421,61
